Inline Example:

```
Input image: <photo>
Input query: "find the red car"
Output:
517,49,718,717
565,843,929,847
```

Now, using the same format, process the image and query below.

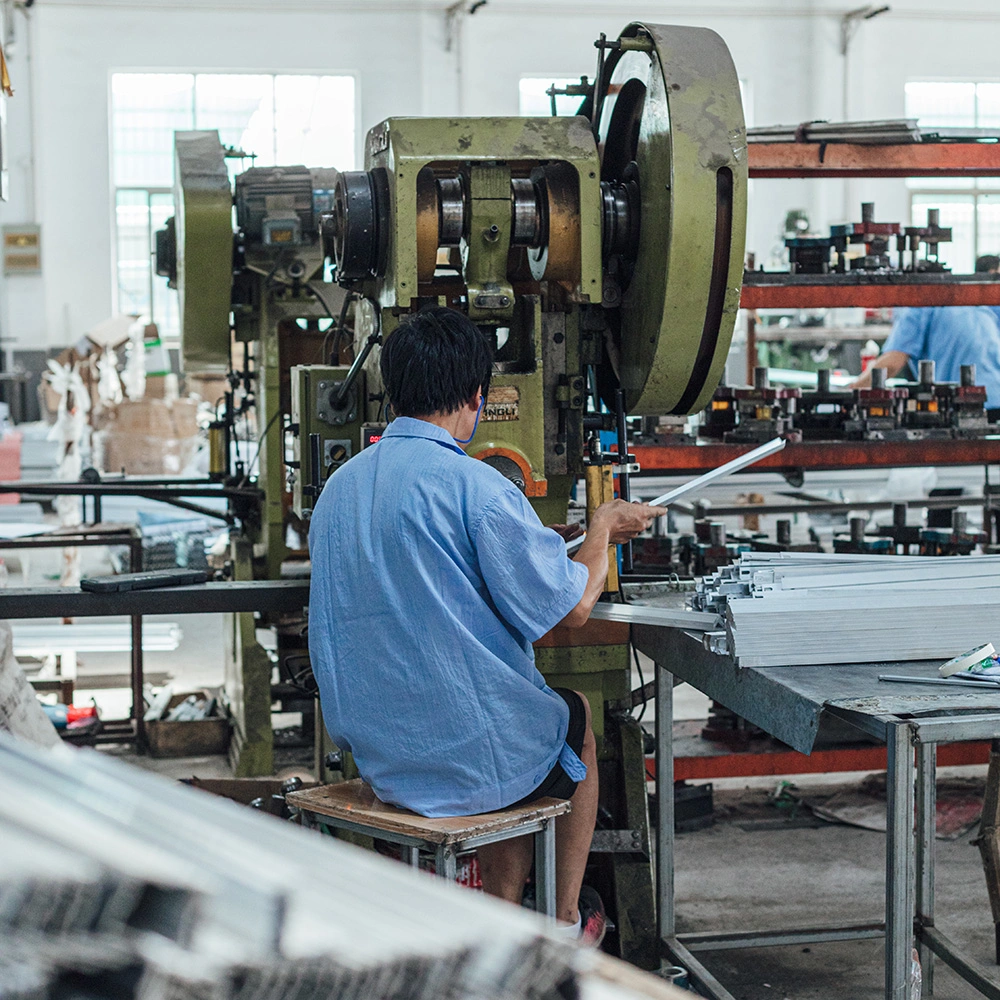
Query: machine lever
333,332,382,410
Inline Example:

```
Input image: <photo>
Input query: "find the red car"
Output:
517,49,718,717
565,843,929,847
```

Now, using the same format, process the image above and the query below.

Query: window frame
107,68,361,345
905,78,1000,273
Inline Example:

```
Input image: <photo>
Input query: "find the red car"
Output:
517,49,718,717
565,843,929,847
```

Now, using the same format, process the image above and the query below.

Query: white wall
2,0,1000,353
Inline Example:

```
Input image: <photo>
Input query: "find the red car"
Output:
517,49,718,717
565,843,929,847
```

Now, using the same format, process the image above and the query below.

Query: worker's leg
477,834,535,905
554,690,598,925
479,690,598,917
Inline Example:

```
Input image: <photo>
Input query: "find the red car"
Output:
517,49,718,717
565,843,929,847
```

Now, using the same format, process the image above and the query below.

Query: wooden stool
287,779,571,918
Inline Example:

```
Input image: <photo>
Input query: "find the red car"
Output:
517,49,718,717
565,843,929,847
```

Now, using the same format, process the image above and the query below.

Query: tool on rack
796,368,855,440
725,368,801,443
920,509,989,556
902,207,952,273
833,516,893,554
831,202,903,272
846,366,909,440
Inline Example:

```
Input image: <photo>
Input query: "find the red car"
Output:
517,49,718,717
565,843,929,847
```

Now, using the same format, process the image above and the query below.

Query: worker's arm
849,350,910,389
559,500,665,628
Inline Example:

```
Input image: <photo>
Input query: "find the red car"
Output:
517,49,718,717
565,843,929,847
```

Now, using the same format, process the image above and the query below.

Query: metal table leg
656,662,675,944
534,818,557,919
435,844,457,881
886,721,916,999
916,742,937,995
131,615,145,750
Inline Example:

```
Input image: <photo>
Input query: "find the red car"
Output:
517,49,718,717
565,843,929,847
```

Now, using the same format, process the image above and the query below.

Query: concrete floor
674,782,993,998
12,543,1000,997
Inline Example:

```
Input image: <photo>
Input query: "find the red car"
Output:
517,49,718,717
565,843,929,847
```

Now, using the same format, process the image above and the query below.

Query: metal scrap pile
0,735,655,1000
690,552,1000,668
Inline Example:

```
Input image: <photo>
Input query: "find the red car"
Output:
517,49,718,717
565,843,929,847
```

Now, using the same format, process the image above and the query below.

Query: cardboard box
95,398,200,474
97,433,198,475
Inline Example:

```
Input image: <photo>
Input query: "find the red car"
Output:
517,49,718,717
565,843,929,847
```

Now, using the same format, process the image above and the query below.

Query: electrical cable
245,408,283,481
307,282,339,361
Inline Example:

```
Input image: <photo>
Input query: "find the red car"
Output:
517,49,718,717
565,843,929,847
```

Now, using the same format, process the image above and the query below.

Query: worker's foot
577,885,607,948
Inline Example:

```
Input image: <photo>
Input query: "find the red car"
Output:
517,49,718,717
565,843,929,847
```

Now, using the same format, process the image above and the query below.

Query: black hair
976,254,1000,273
379,306,493,418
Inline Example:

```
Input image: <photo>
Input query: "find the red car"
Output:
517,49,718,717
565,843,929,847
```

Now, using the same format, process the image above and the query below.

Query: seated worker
308,306,663,945
851,254,1000,416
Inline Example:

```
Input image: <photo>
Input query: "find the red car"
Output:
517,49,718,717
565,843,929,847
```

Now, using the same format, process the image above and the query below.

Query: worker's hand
548,523,585,541
591,499,665,545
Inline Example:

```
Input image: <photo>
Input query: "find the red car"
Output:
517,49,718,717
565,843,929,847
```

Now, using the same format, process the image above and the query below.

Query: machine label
484,386,519,422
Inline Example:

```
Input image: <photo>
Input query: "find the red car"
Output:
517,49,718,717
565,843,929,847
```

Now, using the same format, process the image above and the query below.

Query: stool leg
534,819,557,920
407,846,421,868
435,844,457,881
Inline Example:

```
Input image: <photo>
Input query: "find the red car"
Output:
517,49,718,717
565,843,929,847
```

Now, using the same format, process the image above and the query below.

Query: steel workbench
634,624,1000,1000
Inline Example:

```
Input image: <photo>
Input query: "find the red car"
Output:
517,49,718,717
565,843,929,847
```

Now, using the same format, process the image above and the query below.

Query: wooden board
287,780,571,845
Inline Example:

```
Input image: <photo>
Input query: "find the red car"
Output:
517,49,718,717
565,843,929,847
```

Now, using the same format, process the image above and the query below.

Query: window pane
906,177,975,191
195,74,275,170
904,82,976,128
116,190,151,318
518,77,588,117
978,195,1000,260
274,75,356,169
112,73,194,187
912,194,975,273
977,84,1000,129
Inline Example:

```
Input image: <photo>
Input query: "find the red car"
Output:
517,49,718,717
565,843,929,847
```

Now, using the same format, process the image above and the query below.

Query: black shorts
512,688,587,806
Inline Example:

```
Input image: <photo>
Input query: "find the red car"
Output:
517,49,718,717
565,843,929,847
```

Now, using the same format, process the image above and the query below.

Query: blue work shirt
308,416,589,817
883,306,1000,408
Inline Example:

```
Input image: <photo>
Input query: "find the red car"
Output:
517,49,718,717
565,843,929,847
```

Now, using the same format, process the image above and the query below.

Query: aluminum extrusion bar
567,438,785,555
589,603,719,630
647,437,786,507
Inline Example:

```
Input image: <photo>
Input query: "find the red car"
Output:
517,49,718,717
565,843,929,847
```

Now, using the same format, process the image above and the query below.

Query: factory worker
851,254,1000,417
308,306,662,945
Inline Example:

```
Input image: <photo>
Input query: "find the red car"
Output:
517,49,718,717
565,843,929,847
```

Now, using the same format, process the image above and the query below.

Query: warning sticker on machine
484,386,519,421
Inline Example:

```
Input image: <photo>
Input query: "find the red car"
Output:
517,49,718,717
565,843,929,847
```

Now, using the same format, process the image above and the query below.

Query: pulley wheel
596,23,747,415
332,169,390,281
527,162,580,283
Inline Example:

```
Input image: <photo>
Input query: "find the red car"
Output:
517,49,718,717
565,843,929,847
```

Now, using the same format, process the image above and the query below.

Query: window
906,81,1000,272
111,72,356,341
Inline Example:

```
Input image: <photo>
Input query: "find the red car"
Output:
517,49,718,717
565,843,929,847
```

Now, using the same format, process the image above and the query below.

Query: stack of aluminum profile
0,735,679,1000
748,119,1000,145
691,552,1000,668
747,119,923,144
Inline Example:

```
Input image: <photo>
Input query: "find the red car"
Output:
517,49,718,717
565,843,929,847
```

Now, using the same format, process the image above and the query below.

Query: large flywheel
596,23,747,416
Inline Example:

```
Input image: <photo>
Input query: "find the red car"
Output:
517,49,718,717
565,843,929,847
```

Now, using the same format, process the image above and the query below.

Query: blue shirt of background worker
881,306,1000,407
854,254,1000,408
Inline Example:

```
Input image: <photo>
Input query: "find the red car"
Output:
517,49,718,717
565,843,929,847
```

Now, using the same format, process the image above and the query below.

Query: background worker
851,254,1000,416
308,306,664,945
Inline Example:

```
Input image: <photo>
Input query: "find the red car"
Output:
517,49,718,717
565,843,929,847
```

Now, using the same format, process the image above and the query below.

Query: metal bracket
590,828,646,854
317,379,358,425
